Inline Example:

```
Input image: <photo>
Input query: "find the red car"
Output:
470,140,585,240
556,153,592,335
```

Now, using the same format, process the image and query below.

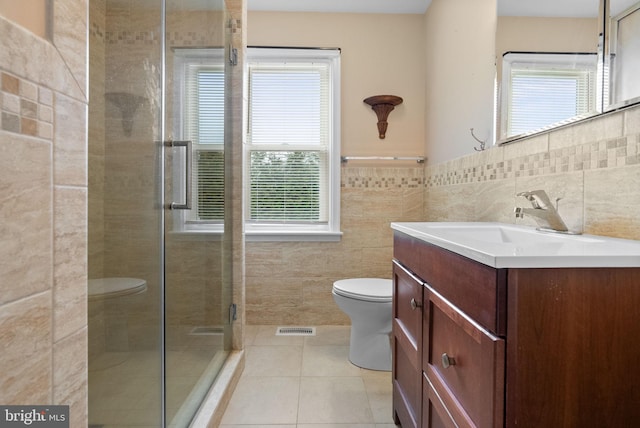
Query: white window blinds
247,58,332,224
502,53,597,138
175,50,225,223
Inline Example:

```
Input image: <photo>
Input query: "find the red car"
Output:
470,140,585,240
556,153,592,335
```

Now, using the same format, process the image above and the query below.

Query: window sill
168,229,343,242
245,230,343,242
168,230,223,241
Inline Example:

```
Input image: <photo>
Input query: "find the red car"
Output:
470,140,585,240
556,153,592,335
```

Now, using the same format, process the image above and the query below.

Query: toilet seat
332,278,392,303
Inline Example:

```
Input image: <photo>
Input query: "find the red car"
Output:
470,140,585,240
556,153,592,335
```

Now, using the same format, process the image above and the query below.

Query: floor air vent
276,326,316,336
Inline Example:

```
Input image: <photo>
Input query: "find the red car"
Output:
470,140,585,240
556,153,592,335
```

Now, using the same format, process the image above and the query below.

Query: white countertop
390,222,640,268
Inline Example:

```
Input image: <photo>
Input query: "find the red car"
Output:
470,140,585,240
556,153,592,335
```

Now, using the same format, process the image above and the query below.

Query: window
500,52,598,139
245,47,341,241
172,48,225,233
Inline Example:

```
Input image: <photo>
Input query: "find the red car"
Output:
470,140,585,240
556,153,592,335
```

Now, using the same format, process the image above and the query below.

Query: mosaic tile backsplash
0,72,53,140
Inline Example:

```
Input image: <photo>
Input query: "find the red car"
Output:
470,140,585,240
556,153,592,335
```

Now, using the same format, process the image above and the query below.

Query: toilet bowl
332,278,393,371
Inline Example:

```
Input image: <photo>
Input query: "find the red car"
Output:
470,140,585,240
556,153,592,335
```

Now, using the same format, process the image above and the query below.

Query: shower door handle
167,140,192,210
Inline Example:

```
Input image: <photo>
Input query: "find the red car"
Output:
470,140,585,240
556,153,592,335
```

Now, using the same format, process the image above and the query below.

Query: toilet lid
89,277,147,301
332,278,392,303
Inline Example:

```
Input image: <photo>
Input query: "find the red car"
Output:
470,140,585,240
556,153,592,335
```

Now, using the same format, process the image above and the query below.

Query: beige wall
496,16,598,62
0,0,48,38
0,0,88,425
424,0,497,165
248,11,426,158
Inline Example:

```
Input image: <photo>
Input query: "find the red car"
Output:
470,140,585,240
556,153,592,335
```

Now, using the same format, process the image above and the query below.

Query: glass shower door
88,0,164,426
163,0,230,425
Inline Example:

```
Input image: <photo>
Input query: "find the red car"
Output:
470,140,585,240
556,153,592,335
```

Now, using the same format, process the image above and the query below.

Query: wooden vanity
391,229,640,428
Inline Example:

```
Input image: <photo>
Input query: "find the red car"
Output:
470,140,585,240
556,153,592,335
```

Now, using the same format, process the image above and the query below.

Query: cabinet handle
410,298,421,310
441,353,456,369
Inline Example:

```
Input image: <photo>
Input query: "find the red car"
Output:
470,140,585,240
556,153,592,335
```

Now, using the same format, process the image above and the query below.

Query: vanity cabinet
392,230,640,428
392,260,423,428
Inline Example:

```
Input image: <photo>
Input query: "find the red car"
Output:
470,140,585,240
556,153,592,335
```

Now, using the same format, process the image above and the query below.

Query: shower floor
89,333,226,427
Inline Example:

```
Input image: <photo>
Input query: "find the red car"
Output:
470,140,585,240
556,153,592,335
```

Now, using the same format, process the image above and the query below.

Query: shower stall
88,0,235,426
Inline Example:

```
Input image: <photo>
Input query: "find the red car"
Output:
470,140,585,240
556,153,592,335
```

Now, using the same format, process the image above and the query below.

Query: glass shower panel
88,0,163,426
164,0,229,426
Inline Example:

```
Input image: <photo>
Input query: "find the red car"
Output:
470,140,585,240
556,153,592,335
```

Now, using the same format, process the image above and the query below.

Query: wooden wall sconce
363,95,403,139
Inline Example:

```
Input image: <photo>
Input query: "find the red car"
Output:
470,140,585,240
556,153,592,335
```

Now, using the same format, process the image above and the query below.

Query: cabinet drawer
392,261,423,428
424,284,505,428
394,232,506,335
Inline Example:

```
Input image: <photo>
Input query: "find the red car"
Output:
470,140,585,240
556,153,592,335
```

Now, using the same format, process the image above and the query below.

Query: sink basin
390,222,640,268
426,223,602,245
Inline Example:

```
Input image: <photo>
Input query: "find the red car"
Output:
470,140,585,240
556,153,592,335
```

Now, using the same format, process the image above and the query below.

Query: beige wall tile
246,167,425,325
625,106,640,136
584,164,640,239
53,327,88,427
0,292,52,404
54,186,88,341
502,133,549,160
54,92,87,186
549,112,625,150
0,133,52,305
53,0,88,97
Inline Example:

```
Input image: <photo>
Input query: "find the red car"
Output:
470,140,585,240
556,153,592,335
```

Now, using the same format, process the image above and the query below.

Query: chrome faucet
514,190,569,233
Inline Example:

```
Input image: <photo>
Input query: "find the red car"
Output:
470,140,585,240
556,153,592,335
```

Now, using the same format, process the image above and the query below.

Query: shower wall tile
53,327,88,428
0,291,52,404
54,186,88,341
0,4,88,422
0,17,85,101
0,134,52,306
53,0,89,97
54,93,87,186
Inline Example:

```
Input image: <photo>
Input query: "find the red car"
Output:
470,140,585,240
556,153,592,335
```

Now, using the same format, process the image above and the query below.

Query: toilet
332,278,393,371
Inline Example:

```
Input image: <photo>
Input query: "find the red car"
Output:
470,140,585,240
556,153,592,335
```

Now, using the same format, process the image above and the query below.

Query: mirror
606,0,640,108
496,0,601,142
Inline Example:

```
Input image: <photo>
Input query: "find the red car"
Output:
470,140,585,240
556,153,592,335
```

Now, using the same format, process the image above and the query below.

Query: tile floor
220,325,399,427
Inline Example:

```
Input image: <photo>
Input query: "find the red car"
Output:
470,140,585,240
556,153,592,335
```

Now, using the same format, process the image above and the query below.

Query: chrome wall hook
471,128,487,151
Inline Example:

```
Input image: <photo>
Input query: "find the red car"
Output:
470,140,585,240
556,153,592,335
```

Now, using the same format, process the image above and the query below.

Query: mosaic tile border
0,71,53,141
90,21,104,42
105,30,219,47
426,134,640,188
341,167,425,189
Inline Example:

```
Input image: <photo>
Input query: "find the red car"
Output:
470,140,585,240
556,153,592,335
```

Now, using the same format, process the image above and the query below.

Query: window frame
171,48,226,237
244,47,342,242
500,52,598,140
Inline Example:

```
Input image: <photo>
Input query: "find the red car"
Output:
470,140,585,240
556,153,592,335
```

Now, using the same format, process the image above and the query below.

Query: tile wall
245,165,425,325
0,0,88,425
424,104,640,241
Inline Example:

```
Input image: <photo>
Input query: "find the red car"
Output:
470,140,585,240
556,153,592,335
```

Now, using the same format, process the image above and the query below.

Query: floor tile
301,345,362,377
220,325,398,427
220,376,300,425
305,325,351,346
297,376,374,424
363,373,395,423
244,345,303,377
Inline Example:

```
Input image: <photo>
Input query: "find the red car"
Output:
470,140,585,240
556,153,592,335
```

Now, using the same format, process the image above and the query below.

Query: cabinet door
392,261,424,428
424,284,505,428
